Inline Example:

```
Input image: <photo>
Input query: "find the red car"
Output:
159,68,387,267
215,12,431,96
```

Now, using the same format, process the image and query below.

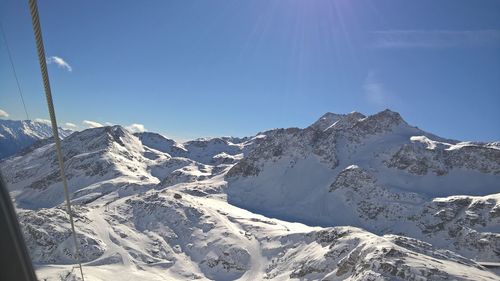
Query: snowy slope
134,132,188,157
135,132,255,165
0,110,499,280
0,119,73,159
2,126,200,209
227,110,500,263
20,186,500,281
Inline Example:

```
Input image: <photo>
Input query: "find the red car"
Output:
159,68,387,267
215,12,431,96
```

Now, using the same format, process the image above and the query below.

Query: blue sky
1,0,499,141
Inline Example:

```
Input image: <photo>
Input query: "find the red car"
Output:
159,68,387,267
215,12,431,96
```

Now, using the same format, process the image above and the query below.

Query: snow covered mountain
134,132,252,165
227,110,500,262
1,110,499,280
0,119,73,160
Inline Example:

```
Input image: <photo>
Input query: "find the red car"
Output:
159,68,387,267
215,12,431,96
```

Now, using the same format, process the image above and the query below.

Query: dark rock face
227,110,411,180
226,159,260,178
329,165,376,192
414,196,500,261
387,142,500,176
227,125,341,179
18,207,105,264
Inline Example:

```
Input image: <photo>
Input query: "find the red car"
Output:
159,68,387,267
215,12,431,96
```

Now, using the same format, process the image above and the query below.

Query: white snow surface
0,119,73,159
0,109,499,280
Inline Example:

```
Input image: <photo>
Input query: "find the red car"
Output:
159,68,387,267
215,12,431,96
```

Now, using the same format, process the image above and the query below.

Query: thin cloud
65,122,78,128
34,118,51,125
0,109,9,118
371,30,500,49
47,56,73,71
126,123,146,133
82,120,103,128
363,71,390,106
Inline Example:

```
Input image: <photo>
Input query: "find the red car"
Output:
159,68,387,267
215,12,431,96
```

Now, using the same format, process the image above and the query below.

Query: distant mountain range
0,110,499,280
0,119,72,159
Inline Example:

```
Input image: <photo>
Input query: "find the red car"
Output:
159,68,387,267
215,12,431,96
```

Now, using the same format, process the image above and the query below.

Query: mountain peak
62,125,141,153
134,131,187,155
372,109,405,122
360,109,407,128
312,109,408,133
310,111,366,131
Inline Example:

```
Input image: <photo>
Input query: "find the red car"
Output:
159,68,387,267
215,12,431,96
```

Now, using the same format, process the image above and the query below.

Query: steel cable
27,0,85,280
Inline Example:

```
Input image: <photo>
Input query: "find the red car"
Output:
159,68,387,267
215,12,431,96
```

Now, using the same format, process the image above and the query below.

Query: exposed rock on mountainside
135,132,250,165
18,206,105,264
0,109,499,280
227,109,500,262
387,136,500,175
0,119,72,159
14,188,500,281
